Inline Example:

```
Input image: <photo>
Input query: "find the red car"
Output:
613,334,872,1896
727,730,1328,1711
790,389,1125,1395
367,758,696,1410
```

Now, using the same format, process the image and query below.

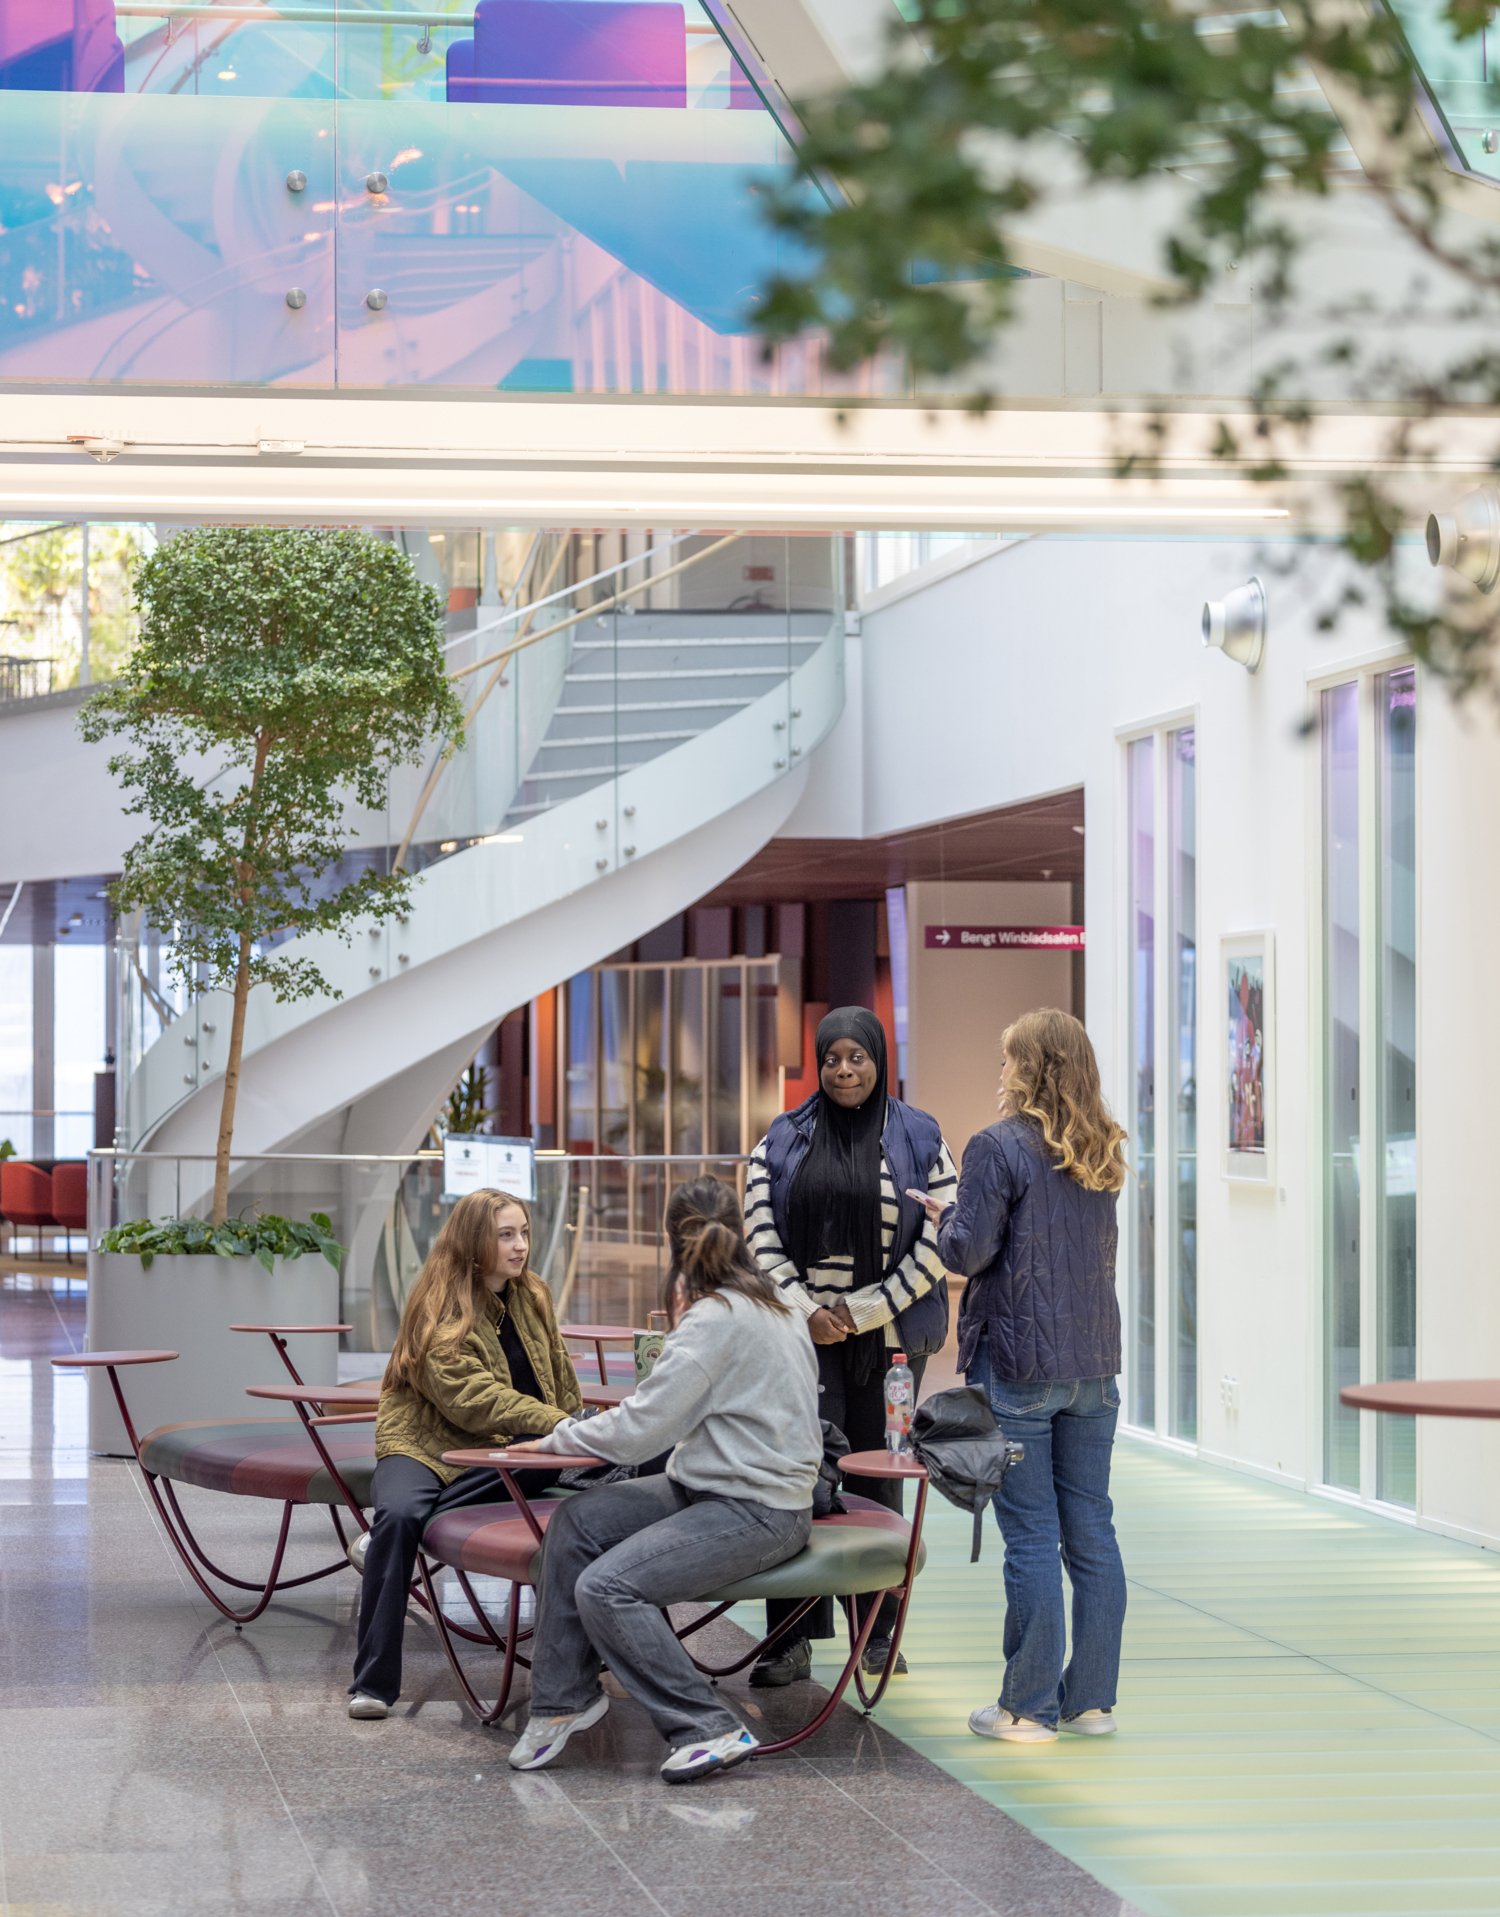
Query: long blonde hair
999,1009,1127,1194
383,1189,545,1391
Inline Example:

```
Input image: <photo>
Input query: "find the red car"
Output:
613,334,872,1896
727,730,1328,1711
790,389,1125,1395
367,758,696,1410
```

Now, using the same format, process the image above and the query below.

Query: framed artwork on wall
1223,931,1274,1183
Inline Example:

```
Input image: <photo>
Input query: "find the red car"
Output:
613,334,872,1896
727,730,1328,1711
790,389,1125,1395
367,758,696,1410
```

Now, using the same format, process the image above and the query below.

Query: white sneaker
1061,1709,1116,1735
508,1694,610,1770
968,1704,1057,1743
660,1727,759,1784
347,1530,370,1574
347,1692,388,1720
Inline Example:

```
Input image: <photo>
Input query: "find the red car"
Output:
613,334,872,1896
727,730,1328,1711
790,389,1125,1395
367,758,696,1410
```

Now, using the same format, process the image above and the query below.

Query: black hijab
785,1006,888,1295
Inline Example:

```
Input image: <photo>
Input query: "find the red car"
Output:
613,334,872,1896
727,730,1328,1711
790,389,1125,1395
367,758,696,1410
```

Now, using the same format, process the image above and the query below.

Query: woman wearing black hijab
743,1006,956,1685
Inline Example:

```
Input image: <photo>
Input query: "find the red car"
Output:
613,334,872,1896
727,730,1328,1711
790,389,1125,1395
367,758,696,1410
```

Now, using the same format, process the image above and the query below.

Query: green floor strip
808,1442,1500,1917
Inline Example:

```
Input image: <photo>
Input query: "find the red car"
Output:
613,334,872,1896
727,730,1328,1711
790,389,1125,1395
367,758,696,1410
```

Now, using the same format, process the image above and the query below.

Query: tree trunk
212,729,271,1227
212,930,253,1227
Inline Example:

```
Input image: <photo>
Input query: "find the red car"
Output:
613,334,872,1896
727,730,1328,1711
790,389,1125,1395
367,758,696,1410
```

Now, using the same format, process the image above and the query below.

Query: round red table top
843,1446,928,1479
246,1382,381,1406
1340,1379,1500,1419
443,1447,608,1472
51,1349,178,1368
230,1323,353,1335
560,1323,643,1341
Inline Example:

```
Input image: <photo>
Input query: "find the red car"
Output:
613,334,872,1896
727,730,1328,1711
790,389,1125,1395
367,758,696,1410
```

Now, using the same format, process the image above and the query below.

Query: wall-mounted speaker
1426,485,1500,593
1201,577,1266,673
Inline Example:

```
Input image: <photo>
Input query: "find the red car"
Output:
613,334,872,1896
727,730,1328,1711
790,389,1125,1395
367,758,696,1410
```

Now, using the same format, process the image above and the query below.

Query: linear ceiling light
0,492,1293,523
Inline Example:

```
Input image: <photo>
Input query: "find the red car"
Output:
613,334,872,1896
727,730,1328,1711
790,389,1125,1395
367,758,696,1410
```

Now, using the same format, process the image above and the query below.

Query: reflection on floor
0,1277,1134,1917
824,1451,1500,1917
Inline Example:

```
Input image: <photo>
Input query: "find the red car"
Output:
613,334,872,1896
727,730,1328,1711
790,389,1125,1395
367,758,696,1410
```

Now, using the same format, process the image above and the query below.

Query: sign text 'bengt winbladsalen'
924,925,1086,951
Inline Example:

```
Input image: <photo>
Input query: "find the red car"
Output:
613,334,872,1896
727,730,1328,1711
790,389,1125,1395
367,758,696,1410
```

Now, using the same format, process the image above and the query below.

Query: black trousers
349,1455,547,1706
766,1340,927,1646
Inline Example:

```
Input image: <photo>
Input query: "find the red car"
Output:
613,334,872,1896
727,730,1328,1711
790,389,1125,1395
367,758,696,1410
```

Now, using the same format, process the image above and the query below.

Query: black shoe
860,1638,908,1677
749,1636,812,1688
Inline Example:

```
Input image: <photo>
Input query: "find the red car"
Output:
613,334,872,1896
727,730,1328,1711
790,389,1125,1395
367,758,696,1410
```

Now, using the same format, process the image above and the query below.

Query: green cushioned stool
426,1443,933,1750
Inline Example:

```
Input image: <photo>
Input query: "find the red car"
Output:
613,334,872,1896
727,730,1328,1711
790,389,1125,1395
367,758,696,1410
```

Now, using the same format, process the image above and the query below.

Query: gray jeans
530,1473,811,1744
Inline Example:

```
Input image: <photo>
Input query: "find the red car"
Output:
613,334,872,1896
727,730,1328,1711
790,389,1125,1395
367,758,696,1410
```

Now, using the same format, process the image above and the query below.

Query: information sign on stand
442,1134,537,1203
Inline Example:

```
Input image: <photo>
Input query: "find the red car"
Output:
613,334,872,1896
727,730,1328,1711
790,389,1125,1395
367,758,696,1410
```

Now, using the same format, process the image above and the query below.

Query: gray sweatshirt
533,1289,822,1510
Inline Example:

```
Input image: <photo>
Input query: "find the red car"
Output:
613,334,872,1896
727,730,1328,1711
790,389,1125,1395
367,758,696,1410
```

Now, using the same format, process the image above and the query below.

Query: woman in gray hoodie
509,1176,822,1785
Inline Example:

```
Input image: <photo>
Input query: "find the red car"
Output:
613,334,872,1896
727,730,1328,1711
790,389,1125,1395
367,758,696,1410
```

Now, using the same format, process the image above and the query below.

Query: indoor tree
751,0,1500,692
81,526,465,1225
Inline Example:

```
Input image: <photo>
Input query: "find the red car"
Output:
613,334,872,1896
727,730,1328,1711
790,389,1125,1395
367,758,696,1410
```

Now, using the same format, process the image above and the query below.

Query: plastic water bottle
884,1352,915,1455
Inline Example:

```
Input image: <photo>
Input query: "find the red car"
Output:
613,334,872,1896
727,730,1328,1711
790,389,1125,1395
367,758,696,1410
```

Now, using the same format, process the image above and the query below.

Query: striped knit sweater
744,1137,958,1344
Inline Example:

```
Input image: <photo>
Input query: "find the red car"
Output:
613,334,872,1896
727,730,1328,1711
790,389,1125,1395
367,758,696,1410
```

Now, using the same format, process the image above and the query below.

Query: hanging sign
442,1134,537,1202
924,925,1086,951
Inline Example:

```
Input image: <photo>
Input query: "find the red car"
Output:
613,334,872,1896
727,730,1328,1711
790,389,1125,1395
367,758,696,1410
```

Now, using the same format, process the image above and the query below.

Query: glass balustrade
88,1145,751,1352
0,0,890,394
1385,1,1500,186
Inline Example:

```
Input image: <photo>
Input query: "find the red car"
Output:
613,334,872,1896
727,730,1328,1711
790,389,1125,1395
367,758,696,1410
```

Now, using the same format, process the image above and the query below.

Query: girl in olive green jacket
348,1188,581,1717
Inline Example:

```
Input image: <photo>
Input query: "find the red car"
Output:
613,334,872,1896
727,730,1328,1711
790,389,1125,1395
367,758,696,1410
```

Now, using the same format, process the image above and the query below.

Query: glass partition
0,0,889,395
1385,1,1500,186
1321,680,1362,1493
1375,666,1417,1508
1167,726,1197,1442
1126,734,1156,1430
89,1145,749,1352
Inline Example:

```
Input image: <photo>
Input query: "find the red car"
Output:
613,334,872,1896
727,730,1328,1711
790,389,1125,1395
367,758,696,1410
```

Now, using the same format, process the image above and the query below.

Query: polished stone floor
0,1277,1137,1917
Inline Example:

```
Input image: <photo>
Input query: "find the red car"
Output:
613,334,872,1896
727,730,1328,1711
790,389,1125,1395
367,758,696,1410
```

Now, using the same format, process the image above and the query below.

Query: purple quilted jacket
937,1115,1121,1384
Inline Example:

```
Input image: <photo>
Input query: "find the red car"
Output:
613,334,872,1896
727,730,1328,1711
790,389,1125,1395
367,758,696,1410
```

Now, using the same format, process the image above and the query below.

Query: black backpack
911,1386,1024,1562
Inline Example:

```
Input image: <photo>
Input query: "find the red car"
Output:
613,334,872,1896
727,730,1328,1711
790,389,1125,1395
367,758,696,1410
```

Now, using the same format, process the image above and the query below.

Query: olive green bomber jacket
375,1280,583,1485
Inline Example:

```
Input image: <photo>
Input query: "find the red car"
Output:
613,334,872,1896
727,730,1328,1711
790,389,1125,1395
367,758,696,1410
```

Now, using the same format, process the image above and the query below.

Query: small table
246,1382,382,1409
1340,1379,1500,1420
443,1445,608,1541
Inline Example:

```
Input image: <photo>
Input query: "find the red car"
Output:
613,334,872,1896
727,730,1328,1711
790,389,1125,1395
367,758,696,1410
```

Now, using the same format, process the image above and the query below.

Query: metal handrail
443,531,699,657
90,1147,750,1166
117,4,720,29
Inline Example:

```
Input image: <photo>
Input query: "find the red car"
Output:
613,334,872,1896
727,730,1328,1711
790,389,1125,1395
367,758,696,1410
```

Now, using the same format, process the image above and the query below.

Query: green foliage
0,522,149,686
81,527,465,1010
0,1138,15,1162
99,1211,344,1274
79,526,466,1222
754,0,1422,375
431,1060,499,1143
751,0,1500,690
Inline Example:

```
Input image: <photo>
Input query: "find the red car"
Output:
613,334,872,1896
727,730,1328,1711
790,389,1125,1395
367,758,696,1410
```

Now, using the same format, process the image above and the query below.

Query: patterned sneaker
968,1704,1057,1743
660,1728,759,1784
346,1693,389,1720
508,1694,610,1770
1061,1709,1117,1736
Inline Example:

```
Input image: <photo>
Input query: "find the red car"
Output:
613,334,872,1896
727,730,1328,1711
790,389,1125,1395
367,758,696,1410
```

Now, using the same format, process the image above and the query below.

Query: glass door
1319,666,1418,1508
1124,721,1198,1441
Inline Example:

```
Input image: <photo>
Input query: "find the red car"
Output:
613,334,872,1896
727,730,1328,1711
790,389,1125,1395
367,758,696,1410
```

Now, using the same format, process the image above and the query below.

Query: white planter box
85,1251,340,1455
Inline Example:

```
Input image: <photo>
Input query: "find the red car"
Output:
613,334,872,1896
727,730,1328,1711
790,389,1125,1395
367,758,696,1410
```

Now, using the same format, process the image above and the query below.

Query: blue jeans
531,1473,811,1744
968,1348,1127,1727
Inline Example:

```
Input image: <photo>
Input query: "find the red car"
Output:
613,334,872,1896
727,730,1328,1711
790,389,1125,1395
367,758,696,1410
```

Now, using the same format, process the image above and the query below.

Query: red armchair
0,1159,52,1229
50,1162,88,1258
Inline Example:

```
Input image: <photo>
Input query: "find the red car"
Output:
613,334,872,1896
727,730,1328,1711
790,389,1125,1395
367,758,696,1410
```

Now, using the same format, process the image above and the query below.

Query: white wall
902,879,1075,1153
857,534,1500,1546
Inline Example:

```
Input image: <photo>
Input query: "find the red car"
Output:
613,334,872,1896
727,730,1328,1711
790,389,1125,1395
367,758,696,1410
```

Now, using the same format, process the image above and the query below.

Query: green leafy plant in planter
0,1138,15,1163
81,526,466,1230
98,1212,344,1274
428,1060,499,1148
